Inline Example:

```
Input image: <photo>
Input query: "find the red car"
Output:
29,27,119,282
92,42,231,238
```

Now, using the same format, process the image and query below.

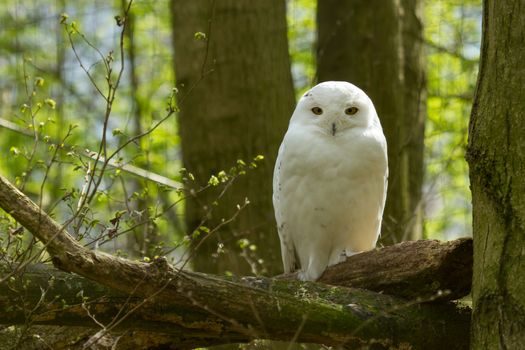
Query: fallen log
1,262,470,349
280,238,473,301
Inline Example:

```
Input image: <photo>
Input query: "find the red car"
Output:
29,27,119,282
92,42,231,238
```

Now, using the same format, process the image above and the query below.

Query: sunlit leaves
423,0,481,239
208,175,220,186
287,0,316,96
111,128,123,136
9,147,20,157
35,77,45,87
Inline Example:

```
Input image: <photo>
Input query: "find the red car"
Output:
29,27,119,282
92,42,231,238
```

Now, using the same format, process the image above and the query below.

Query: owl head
290,81,380,136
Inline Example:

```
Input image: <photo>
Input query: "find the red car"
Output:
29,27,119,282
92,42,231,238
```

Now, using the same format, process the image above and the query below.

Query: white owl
273,81,388,281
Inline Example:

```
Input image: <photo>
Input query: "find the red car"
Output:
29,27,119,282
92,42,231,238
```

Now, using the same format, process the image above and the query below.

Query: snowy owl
273,81,388,281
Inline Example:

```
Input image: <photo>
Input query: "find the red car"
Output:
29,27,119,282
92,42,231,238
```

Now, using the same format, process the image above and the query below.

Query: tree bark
317,0,426,244
466,0,525,348
0,173,471,349
170,0,295,275
310,237,471,301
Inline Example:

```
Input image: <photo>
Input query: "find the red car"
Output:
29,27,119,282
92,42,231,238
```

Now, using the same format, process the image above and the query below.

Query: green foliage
287,0,316,96
423,0,481,239
0,0,184,261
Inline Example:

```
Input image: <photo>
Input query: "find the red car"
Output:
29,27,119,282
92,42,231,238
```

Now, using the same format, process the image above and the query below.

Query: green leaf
44,98,56,109
208,175,219,186
194,31,207,40
60,13,69,24
35,77,45,87
112,128,123,136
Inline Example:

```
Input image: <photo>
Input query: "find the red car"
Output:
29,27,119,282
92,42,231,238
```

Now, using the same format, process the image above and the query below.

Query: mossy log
0,174,471,349
2,263,470,349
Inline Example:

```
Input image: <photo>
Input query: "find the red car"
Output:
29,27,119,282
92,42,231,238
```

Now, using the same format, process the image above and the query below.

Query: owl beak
331,123,337,136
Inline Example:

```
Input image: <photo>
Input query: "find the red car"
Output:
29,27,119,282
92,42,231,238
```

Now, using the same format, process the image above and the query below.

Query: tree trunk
317,0,426,244
466,0,525,348
171,0,295,276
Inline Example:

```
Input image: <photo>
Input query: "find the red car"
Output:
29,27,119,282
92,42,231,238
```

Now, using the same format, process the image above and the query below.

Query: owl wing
273,141,298,273
377,135,389,238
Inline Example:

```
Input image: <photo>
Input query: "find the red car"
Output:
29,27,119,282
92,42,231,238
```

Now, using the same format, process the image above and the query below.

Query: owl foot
328,251,347,266
297,266,325,281
345,249,361,257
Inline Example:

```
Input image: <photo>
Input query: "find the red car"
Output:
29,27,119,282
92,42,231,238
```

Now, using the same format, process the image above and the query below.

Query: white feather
273,81,388,281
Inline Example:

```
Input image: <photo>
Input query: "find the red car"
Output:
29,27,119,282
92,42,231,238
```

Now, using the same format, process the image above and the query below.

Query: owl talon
297,270,322,281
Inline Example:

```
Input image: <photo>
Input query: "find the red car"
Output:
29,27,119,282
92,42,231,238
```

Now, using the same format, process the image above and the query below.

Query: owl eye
311,107,323,115
345,107,359,115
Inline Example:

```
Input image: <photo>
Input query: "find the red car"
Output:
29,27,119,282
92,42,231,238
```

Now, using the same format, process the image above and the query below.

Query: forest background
0,0,487,348
0,0,479,263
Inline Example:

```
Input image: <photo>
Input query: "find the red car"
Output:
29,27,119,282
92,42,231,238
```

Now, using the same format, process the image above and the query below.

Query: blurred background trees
171,0,295,275
0,0,480,276
317,0,426,244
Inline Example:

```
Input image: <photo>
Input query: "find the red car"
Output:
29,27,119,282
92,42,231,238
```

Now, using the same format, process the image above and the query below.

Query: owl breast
274,125,387,280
